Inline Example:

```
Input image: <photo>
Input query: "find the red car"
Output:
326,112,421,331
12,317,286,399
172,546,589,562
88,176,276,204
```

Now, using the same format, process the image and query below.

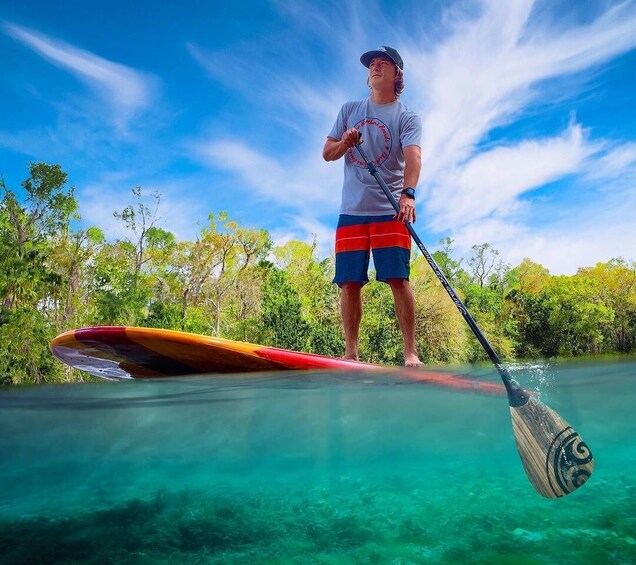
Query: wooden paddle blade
510,396,594,498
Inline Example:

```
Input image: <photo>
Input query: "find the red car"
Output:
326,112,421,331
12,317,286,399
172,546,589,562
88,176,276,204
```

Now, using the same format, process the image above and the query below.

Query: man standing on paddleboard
323,46,423,367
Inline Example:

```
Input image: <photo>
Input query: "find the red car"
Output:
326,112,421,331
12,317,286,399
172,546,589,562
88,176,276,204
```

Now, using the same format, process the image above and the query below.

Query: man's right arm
322,128,360,161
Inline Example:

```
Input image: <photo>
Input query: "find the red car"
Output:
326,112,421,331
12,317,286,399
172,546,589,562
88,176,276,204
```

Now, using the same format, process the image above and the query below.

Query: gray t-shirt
328,97,422,215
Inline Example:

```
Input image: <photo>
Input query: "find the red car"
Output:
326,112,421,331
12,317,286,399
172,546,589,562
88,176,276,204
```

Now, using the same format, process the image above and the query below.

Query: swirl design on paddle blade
547,427,593,496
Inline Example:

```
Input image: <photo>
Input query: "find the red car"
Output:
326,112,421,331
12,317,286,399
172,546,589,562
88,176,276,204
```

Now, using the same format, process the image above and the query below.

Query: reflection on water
1,359,635,564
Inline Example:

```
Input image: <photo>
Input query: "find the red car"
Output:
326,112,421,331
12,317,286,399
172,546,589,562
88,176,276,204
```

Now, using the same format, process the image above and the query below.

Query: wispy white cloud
7,2,632,277
408,0,636,182
188,0,636,274
429,121,598,230
409,0,636,274
499,217,636,275
585,142,636,184
192,138,343,214
2,21,157,133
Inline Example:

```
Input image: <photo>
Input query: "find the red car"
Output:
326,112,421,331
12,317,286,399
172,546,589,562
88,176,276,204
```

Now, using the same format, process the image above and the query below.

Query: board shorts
333,214,412,286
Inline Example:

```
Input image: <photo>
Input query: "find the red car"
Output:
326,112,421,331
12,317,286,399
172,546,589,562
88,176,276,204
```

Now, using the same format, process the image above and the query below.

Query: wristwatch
401,187,416,199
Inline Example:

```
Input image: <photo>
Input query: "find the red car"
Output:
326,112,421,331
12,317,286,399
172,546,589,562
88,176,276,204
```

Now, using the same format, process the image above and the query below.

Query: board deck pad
51,326,506,395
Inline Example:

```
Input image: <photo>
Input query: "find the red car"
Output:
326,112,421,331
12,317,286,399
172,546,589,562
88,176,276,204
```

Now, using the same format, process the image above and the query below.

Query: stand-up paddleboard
50,326,506,395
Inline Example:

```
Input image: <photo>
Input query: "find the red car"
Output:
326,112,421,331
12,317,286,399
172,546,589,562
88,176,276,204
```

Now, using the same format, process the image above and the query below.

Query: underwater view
1,358,634,564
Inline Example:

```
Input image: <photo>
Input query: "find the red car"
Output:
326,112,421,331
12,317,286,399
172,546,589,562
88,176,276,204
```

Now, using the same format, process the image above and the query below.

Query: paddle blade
510,396,594,498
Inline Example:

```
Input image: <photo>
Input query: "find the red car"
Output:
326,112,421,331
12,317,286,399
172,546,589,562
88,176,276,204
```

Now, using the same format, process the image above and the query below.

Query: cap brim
360,50,394,68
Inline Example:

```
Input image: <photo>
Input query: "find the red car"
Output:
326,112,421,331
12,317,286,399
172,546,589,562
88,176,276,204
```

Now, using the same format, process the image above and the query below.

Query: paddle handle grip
354,141,529,406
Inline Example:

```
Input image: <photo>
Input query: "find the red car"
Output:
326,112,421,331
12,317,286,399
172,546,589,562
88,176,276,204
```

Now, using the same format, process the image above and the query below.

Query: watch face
403,187,415,198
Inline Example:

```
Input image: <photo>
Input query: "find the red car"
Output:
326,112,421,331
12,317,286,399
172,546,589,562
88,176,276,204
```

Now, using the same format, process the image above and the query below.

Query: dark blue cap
360,46,404,70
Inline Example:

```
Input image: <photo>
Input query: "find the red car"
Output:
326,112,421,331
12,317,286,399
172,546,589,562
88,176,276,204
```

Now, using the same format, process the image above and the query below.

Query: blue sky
1,0,635,274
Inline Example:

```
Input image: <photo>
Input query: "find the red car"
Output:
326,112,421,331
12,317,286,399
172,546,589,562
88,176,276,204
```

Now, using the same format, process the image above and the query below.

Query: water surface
1,359,634,564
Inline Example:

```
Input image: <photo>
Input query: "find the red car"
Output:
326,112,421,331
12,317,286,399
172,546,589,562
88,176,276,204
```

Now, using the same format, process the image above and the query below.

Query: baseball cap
360,46,404,70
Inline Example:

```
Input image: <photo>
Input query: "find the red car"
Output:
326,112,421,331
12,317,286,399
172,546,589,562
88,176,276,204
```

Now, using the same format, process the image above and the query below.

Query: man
322,45,423,366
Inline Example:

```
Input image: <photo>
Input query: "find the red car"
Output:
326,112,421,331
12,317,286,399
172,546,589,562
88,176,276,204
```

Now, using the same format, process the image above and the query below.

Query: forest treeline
2,163,635,384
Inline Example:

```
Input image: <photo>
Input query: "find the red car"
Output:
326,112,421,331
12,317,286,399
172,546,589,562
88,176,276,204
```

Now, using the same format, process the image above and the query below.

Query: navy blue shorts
333,215,411,286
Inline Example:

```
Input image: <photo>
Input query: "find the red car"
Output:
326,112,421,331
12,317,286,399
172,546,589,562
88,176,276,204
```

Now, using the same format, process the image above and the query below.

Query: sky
1,0,635,275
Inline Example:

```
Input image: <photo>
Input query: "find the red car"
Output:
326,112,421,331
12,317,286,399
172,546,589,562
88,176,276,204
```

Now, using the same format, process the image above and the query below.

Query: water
1,359,634,564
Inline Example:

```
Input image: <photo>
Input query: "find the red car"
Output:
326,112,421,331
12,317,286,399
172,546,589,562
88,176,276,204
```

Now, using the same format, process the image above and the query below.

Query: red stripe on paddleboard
255,346,378,370
254,347,506,396
400,368,506,396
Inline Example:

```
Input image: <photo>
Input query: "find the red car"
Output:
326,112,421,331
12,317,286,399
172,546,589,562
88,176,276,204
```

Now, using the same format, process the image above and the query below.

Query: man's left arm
397,145,422,224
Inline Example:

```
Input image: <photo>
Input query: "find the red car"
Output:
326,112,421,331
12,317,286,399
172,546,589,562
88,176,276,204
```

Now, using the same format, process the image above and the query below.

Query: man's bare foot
404,353,423,367
343,354,359,361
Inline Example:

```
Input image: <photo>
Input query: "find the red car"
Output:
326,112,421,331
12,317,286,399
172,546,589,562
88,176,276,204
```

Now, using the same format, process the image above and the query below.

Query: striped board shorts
333,214,412,286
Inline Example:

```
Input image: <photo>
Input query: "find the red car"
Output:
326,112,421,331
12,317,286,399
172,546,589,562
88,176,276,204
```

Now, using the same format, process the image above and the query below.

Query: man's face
368,56,397,88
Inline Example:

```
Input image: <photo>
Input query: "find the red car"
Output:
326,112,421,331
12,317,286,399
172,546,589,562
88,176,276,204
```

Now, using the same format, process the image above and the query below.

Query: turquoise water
1,359,634,564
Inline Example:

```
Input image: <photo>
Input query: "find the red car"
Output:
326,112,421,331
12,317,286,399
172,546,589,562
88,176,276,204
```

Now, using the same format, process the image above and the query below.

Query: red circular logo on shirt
347,117,393,168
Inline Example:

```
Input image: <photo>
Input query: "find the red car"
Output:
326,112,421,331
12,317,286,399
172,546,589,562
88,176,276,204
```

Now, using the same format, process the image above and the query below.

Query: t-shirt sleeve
400,112,422,148
328,103,350,140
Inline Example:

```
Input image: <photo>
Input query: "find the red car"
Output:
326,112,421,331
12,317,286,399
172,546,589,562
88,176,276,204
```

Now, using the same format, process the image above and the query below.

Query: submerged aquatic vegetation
1,475,635,564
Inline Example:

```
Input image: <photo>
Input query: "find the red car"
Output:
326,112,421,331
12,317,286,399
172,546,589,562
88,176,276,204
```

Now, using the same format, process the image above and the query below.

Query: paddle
354,138,594,498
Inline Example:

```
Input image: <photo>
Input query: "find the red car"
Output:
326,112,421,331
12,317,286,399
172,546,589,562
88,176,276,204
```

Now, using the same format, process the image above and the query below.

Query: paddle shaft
355,140,595,498
355,142,528,406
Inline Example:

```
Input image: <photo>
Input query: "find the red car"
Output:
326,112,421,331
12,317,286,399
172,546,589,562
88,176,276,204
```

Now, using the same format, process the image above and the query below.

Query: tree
518,275,614,357
0,163,80,383
171,213,271,336
1,163,77,309
0,307,63,384
431,237,468,288
49,226,105,327
578,259,636,352
113,186,162,276
468,243,500,288
508,258,551,295
505,259,552,358
273,240,343,356
90,240,151,325
97,188,180,327
260,264,309,351
410,256,469,364
359,281,403,364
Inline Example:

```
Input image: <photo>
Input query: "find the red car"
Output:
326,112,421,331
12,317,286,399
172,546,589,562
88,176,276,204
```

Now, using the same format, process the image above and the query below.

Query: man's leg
388,278,422,366
340,282,363,360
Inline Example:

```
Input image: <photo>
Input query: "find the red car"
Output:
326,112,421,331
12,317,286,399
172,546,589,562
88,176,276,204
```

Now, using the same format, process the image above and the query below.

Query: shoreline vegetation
2,163,635,385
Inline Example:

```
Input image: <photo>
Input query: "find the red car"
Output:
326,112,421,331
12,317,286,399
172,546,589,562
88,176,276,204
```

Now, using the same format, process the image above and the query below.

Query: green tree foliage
543,275,614,355
468,243,501,288
1,163,76,309
48,226,105,328
0,164,84,383
507,259,617,357
580,259,636,352
0,307,61,384
1,161,635,384
167,213,271,337
358,281,403,364
410,256,469,364
90,240,151,325
431,237,471,289
260,264,309,351
273,240,343,356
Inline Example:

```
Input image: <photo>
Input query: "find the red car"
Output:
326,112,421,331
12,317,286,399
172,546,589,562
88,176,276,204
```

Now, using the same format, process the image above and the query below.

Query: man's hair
394,66,404,97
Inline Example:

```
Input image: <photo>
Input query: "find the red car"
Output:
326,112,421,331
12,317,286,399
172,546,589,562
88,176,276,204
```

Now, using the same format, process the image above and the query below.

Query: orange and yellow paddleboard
50,326,506,395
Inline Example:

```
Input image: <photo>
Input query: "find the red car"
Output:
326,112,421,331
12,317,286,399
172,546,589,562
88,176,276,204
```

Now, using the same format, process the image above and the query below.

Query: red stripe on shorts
335,224,369,253
335,221,410,253
370,222,411,250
